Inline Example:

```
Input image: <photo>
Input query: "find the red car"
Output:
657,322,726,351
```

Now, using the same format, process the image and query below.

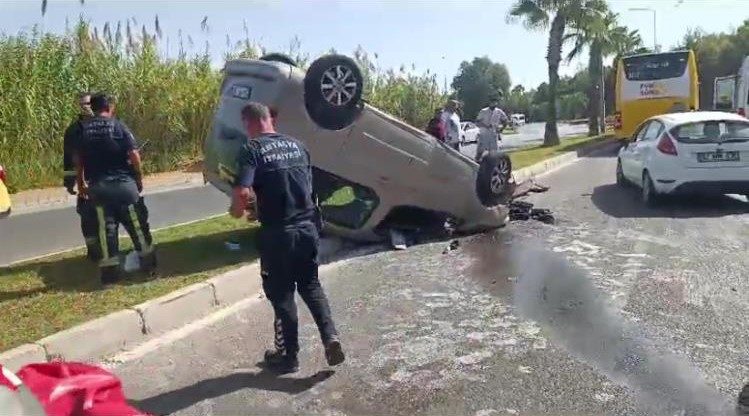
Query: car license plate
697,151,740,162
231,85,252,100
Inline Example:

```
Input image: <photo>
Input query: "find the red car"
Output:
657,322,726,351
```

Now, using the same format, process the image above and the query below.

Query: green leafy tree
451,56,511,120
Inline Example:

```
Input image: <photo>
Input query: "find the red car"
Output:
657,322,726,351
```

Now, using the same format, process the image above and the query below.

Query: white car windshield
671,119,749,143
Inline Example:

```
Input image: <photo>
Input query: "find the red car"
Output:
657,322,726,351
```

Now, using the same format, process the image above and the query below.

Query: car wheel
304,55,364,130
616,159,625,186
476,151,513,207
259,53,297,67
642,171,658,207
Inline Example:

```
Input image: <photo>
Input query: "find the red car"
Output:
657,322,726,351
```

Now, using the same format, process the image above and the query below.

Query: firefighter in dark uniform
63,92,100,261
230,102,344,374
74,93,156,284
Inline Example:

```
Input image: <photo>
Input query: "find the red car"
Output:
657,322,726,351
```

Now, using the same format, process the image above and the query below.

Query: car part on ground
508,200,555,224
204,53,511,242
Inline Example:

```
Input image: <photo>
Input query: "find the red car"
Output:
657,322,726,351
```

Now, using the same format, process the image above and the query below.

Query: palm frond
507,0,550,30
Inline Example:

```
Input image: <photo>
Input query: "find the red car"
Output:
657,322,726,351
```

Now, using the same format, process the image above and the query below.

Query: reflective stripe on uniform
95,206,109,262
63,170,76,177
218,163,237,183
128,204,152,254
274,317,285,353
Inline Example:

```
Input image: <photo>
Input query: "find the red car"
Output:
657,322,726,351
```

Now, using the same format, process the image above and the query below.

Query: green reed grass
0,20,444,193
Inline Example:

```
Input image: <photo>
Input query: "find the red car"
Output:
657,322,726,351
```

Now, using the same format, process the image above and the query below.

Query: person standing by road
230,102,345,374
441,100,463,151
475,94,509,162
63,92,99,261
425,108,446,142
74,93,156,284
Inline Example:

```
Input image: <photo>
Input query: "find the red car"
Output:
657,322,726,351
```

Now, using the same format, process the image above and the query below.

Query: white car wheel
616,159,626,186
642,171,659,207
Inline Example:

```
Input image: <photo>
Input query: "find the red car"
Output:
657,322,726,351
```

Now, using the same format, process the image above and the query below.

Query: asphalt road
112,149,749,415
0,185,229,266
460,122,589,159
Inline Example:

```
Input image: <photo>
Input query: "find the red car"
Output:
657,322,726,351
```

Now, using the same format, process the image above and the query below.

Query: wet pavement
112,149,749,415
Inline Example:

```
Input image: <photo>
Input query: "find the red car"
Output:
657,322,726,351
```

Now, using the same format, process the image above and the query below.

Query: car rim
320,65,358,106
490,159,511,194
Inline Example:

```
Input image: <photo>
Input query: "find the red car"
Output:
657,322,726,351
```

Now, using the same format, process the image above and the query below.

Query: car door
632,120,665,179
620,121,650,181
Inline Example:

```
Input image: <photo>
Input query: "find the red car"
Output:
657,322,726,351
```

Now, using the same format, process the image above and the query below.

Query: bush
0,22,445,193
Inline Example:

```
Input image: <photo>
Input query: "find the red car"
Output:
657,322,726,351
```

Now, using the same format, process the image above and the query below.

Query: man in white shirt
441,100,462,151
475,95,509,162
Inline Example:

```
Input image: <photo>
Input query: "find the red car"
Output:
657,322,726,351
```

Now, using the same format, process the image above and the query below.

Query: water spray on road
465,232,736,415
509,241,733,415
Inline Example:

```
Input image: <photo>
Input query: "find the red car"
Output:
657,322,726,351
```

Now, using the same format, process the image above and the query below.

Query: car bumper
652,166,749,195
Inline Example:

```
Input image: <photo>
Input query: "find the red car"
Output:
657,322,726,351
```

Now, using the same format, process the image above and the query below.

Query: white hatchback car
617,111,749,205
460,121,479,144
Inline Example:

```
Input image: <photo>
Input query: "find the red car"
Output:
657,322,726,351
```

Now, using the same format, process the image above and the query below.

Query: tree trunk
587,42,602,137
544,14,565,146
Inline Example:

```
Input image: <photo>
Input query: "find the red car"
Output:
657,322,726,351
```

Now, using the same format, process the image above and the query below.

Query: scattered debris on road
442,239,461,254
508,179,555,224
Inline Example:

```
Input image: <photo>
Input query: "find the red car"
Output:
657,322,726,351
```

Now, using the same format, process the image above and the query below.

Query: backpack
426,116,446,141
0,362,153,416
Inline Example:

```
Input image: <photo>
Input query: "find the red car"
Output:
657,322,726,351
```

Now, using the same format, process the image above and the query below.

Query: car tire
259,53,298,67
642,171,659,207
304,55,364,130
616,159,626,187
476,151,513,207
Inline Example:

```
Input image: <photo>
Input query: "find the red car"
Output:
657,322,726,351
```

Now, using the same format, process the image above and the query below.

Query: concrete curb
0,264,260,370
0,238,367,371
9,174,206,216
512,137,618,184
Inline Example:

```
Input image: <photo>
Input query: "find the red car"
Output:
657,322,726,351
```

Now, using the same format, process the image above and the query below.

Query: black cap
91,93,114,113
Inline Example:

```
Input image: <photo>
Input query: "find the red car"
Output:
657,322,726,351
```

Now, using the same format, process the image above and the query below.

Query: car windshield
671,119,749,143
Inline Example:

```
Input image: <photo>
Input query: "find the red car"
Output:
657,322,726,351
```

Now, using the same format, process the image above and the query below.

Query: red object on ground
11,362,153,416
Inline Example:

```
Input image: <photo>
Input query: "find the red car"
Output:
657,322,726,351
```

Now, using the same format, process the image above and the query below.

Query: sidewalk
10,171,205,215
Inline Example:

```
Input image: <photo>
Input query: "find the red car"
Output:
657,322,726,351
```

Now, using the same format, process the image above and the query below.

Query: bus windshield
623,52,689,81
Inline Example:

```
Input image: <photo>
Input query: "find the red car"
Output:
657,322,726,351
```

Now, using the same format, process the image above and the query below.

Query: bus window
623,52,689,81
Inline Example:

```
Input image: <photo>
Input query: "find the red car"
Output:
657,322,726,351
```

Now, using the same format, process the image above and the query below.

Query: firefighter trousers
258,221,338,357
76,197,101,261
88,177,154,273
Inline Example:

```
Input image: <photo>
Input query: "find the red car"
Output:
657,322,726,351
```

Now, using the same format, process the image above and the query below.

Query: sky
1,0,748,89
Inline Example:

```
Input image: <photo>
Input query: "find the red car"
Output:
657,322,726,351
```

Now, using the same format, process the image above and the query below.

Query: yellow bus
614,50,699,139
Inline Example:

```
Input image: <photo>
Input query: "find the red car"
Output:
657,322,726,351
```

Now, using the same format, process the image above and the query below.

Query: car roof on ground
653,111,749,125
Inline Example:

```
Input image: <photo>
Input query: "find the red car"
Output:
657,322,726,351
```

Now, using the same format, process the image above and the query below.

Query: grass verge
0,215,258,352
509,134,613,170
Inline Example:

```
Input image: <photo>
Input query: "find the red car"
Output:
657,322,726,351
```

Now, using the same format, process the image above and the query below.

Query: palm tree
566,9,642,135
508,0,603,146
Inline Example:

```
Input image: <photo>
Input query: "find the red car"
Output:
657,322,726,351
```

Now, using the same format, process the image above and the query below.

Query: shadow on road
591,184,749,219
133,365,335,415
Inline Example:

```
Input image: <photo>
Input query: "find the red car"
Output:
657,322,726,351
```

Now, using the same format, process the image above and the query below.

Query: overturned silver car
203,53,513,241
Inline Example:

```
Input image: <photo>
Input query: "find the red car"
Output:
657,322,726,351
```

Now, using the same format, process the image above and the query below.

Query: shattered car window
313,168,379,229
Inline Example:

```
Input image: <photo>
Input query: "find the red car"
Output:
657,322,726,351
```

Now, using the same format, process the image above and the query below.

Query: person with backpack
425,108,446,142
